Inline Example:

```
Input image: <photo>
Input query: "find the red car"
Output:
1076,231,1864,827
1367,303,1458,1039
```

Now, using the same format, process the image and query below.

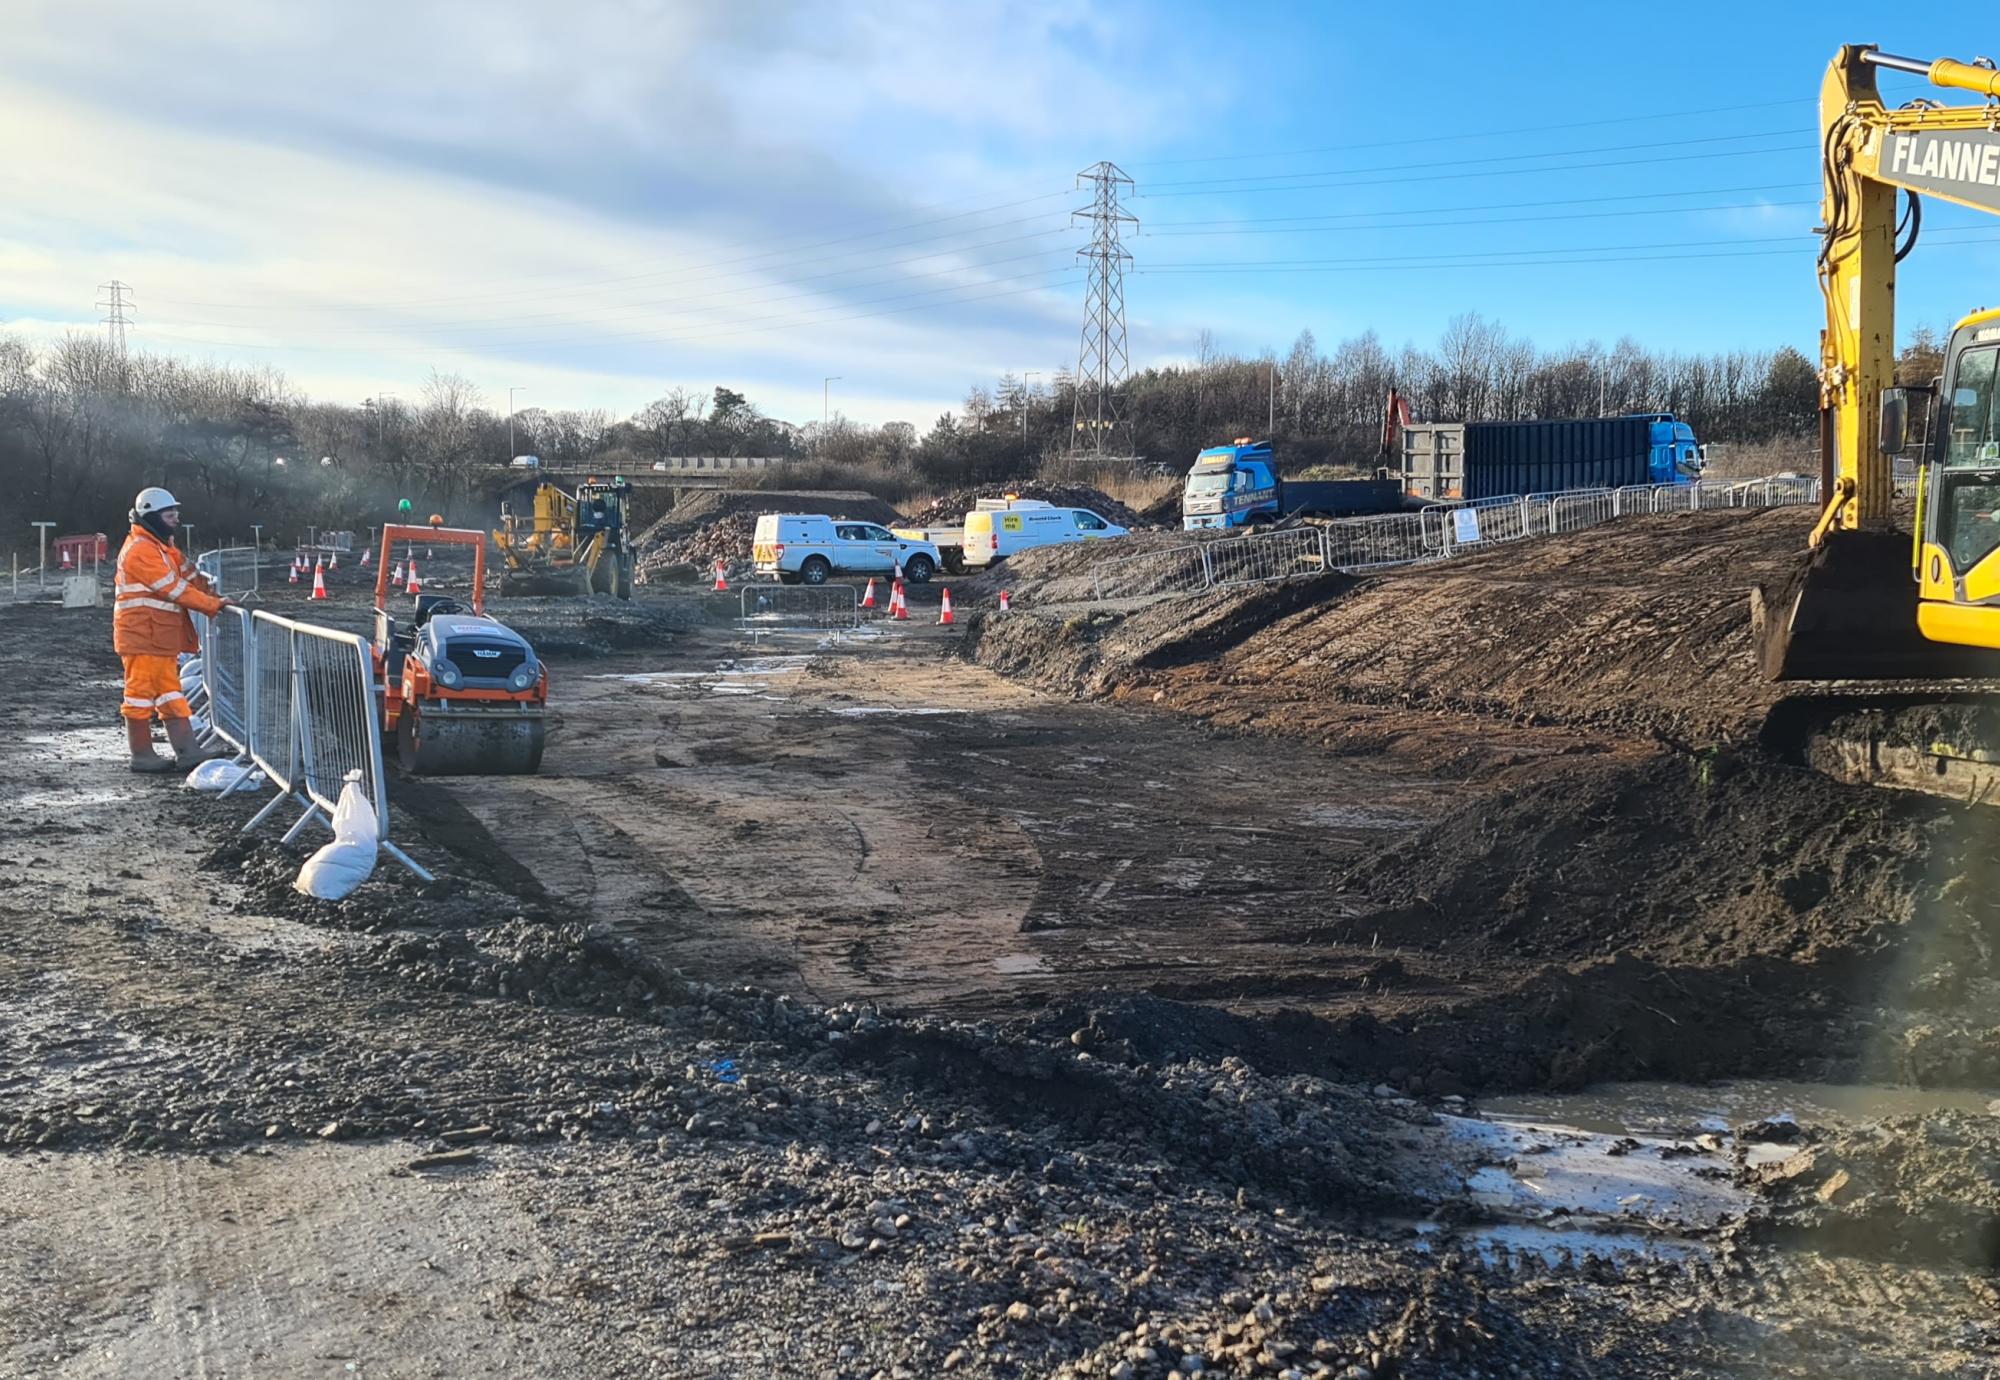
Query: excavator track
397,702,547,776
1762,692,2000,805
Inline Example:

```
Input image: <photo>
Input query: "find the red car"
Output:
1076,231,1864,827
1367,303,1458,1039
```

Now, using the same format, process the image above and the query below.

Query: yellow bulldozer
492,477,635,599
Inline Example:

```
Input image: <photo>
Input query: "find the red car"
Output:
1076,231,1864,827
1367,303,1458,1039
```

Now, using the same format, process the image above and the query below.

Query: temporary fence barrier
198,604,255,752
195,546,261,596
1544,488,1618,535
1090,544,1213,602
219,608,429,880
738,583,861,631
1323,512,1436,570
1085,472,1829,603
1205,525,1327,588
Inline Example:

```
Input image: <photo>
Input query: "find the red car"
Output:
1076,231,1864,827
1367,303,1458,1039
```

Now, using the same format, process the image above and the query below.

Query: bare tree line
0,312,1841,543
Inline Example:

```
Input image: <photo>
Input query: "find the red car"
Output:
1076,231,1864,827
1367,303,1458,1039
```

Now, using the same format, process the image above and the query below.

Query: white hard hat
134,486,179,515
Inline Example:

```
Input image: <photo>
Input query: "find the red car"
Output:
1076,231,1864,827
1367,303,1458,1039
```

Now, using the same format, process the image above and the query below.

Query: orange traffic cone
406,558,421,596
328,551,339,572
360,548,371,566
60,548,72,570
938,586,954,626
712,560,728,592
391,561,403,585
999,590,1011,612
310,561,329,600
289,563,299,585
891,580,908,621
861,577,877,610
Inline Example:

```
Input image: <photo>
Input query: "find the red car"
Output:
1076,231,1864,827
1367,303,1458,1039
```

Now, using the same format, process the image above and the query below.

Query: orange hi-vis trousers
120,654,193,722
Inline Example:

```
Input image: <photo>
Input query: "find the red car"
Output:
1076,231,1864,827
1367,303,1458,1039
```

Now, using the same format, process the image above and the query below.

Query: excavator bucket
1754,530,2000,681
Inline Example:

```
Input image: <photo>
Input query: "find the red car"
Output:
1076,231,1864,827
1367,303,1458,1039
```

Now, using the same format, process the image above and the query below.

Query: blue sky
4,1,1998,427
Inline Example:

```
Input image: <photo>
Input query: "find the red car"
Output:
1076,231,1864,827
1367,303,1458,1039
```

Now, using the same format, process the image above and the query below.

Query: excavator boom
1761,45,2000,682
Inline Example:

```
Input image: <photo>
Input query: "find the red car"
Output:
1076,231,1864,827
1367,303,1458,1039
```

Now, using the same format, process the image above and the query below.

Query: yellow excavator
492,477,635,599
1757,45,2000,797
1763,44,2000,688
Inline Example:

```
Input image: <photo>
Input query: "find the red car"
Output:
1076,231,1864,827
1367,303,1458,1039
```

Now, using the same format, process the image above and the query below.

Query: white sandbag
182,759,263,793
294,772,379,900
179,658,204,695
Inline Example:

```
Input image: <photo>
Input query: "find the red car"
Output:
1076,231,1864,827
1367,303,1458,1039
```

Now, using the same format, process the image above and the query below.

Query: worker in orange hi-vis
115,487,234,773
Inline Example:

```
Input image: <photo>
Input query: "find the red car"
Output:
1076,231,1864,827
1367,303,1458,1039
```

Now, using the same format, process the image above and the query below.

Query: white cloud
0,0,1217,422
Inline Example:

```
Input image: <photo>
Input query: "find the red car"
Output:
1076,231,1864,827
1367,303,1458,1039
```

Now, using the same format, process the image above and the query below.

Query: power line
96,279,134,355
1127,97,1815,169
1139,127,1811,193
1136,226,2000,275
1071,161,1136,458
157,230,1077,339
1145,199,1819,239
147,190,1075,313
1145,183,1815,230
1139,141,1807,199
143,263,1084,357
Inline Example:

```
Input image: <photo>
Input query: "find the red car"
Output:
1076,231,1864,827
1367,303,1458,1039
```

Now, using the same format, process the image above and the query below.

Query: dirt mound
963,574,1349,696
972,506,1818,749
1328,752,1936,967
900,482,1153,530
951,529,1202,605
633,489,898,583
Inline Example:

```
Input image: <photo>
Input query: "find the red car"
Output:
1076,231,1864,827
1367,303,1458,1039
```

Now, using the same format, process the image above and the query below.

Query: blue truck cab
1183,439,1405,530
1631,414,1704,485
1183,441,1279,530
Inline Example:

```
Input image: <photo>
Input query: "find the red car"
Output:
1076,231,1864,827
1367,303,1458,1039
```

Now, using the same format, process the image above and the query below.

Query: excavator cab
1904,313,2000,653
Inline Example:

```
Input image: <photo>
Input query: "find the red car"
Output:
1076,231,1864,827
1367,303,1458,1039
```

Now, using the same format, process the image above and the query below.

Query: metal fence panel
1762,475,1820,506
737,583,861,628
1650,484,1696,513
1090,545,1211,602
243,609,428,880
1325,512,1437,570
1420,496,1537,554
195,546,260,595
1547,488,1617,534
1205,526,1328,588
202,606,254,752
249,611,296,795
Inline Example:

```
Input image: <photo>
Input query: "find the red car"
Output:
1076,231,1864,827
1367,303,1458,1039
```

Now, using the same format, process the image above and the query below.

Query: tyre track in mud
422,632,1460,1018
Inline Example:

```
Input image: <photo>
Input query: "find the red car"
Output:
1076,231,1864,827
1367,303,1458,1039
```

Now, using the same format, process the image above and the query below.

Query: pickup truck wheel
800,556,832,586
903,554,936,584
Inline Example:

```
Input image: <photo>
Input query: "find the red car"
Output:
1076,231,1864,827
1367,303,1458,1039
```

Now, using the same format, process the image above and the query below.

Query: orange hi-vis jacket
114,523,224,656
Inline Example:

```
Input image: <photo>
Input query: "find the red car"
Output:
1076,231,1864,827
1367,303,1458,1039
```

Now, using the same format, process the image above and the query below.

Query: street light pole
824,377,841,427
508,386,526,460
30,522,55,591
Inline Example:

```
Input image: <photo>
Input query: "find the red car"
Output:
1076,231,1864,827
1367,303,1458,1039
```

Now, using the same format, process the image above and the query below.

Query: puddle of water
1421,1113,1749,1263
589,656,812,686
824,706,958,717
1301,803,1425,830
1479,1078,2000,1137
992,953,1047,976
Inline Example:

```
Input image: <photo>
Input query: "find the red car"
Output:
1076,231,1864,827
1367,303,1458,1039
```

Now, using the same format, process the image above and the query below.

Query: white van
752,514,942,585
961,499,1128,568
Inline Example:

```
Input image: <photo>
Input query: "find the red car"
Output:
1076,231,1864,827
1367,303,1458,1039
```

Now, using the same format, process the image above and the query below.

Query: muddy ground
3,516,1998,1378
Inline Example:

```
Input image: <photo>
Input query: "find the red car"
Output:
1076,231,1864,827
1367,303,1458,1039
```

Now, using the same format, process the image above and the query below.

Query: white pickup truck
752,514,941,585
